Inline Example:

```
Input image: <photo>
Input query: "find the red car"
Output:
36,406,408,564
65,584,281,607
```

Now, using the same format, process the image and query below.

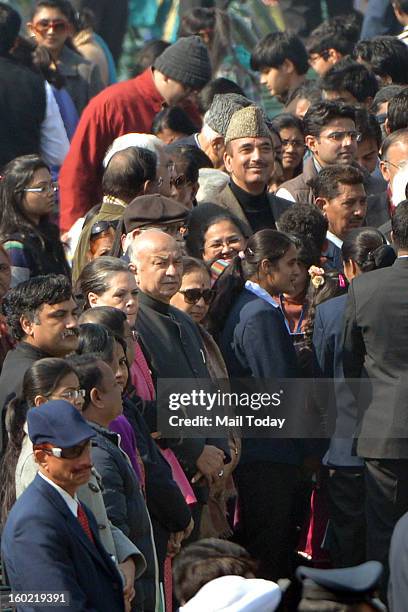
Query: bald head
130,230,183,303
380,128,408,185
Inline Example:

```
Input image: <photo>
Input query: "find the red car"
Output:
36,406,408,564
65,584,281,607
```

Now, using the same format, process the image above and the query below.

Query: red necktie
77,503,95,544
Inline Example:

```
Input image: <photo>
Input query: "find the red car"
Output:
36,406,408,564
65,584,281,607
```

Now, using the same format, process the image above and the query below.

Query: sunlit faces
88,271,139,327
114,340,129,392
88,228,116,261
316,182,367,240
259,63,292,100
357,137,379,174
170,165,198,210
380,141,408,185
202,219,246,264
224,137,275,193
308,53,334,77
34,440,93,496
161,75,194,106
27,6,72,57
306,118,358,167
134,235,183,303
34,371,85,411
279,126,305,173
170,268,212,323
94,360,123,424
262,244,301,295
22,167,56,224
21,298,80,357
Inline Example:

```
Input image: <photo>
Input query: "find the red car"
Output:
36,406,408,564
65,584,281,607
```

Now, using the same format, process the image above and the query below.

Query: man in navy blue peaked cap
1,400,127,612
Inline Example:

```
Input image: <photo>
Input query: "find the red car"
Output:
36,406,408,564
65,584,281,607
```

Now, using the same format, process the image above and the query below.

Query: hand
193,445,225,484
167,531,184,557
183,517,194,541
119,557,136,605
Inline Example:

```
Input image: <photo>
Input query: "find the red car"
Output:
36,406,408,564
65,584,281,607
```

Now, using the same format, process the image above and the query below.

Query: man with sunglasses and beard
1,399,127,612
0,274,79,455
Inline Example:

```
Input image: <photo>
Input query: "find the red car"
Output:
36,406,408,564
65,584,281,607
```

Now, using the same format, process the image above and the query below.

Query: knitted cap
206,93,253,136
154,36,212,91
225,106,272,144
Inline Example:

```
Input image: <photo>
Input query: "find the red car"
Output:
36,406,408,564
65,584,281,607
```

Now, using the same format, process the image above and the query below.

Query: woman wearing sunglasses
171,257,241,539
27,0,104,117
0,155,70,287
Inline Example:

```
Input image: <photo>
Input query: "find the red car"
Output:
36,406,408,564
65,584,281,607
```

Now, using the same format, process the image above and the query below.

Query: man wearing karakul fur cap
215,105,293,236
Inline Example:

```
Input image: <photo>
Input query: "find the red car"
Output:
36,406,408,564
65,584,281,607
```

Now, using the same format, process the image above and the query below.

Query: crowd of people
3,0,408,611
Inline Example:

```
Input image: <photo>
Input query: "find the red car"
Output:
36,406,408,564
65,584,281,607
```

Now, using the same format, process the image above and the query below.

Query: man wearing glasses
1,399,128,611
276,101,358,204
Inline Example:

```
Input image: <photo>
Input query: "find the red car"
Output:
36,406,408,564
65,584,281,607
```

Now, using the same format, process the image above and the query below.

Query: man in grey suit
217,105,292,236
343,200,408,588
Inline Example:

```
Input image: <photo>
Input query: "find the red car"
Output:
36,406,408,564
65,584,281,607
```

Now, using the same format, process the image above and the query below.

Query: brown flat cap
123,194,189,233
225,106,271,144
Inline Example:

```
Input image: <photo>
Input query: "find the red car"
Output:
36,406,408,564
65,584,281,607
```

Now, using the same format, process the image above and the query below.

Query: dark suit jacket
136,292,229,482
313,294,363,467
342,257,408,459
1,474,125,612
216,183,292,236
219,288,304,465
0,343,49,455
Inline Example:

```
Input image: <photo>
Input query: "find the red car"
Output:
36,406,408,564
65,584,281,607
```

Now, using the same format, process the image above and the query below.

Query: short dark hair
387,88,408,133
295,81,322,109
271,113,305,136
251,32,309,75
321,59,379,104
133,39,170,77
306,14,360,57
197,78,245,114
173,539,258,604
102,147,157,201
0,2,21,56
380,128,408,160
353,37,408,85
32,0,77,23
354,107,382,148
167,143,212,171
66,353,104,411
277,203,328,253
371,84,406,114
76,323,115,364
392,199,408,250
309,164,365,200
303,101,355,138
152,106,198,138
2,274,73,341
79,306,127,339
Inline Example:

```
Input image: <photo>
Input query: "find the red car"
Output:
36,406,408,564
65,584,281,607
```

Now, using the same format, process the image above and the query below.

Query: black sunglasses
179,288,215,305
90,220,118,237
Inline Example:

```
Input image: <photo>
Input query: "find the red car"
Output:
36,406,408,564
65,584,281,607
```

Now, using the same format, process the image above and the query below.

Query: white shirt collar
245,280,279,308
326,230,343,249
38,471,79,517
